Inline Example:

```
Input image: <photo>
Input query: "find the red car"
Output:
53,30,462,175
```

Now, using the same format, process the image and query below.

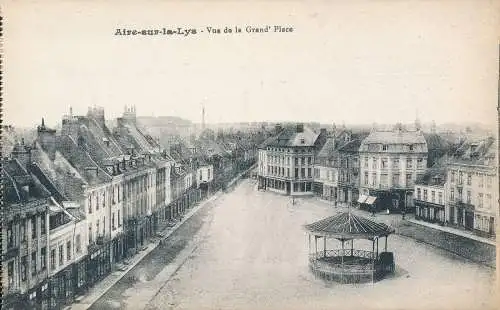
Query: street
93,179,495,310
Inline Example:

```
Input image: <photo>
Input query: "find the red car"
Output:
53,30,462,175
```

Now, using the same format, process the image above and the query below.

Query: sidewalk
406,218,496,246
312,197,496,246
70,165,256,310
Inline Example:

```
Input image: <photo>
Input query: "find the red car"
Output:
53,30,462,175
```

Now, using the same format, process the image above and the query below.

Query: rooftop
304,211,395,240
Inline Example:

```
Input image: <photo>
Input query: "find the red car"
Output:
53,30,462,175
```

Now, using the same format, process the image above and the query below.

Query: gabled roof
338,139,362,153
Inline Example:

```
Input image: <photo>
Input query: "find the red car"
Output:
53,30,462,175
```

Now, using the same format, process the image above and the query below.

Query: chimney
275,123,283,134
296,123,304,133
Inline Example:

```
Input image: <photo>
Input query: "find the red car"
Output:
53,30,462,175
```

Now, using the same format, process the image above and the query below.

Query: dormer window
409,145,414,151
382,145,388,151
300,139,305,144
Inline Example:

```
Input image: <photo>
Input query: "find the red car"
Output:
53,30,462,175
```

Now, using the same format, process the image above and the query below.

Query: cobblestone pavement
92,180,496,310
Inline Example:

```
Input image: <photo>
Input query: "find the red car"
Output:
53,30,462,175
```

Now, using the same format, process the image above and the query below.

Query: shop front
86,243,111,288
49,265,74,310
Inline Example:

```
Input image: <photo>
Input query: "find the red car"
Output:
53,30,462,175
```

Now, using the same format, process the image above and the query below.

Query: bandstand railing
309,249,375,262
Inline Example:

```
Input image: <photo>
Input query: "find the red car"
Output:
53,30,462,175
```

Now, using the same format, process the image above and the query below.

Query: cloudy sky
4,0,499,128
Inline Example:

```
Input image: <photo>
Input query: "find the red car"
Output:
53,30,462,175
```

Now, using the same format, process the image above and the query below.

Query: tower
415,108,421,131
202,102,206,131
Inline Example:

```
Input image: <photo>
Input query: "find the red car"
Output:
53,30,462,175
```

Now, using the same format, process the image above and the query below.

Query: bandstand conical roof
304,211,395,240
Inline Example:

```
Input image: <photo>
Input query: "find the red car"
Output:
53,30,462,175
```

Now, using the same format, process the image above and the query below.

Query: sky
3,0,499,128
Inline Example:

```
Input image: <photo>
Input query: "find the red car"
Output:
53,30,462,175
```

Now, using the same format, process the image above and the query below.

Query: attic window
382,145,388,151
409,145,414,151
300,138,305,144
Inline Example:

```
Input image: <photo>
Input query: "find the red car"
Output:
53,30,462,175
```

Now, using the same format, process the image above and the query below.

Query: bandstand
304,211,395,284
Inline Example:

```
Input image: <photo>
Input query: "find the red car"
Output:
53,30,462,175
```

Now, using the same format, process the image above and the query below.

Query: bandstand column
315,236,318,255
376,237,379,259
323,237,327,258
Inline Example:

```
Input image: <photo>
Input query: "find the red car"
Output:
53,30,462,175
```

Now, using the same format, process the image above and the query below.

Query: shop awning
365,196,377,205
357,194,368,204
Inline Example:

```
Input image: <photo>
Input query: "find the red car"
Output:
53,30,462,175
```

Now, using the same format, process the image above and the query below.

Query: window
372,157,376,169
417,158,423,168
21,220,26,242
88,195,92,214
41,247,46,270
308,168,312,178
458,172,463,185
59,245,64,266
371,173,376,186
381,158,387,168
438,192,443,205
41,215,46,235
200,173,202,181
382,145,388,151
308,157,312,165
478,193,484,208
409,144,414,151
406,174,412,186
364,157,368,168
96,220,100,238
466,190,471,204
417,188,421,200
8,262,14,287
406,158,413,169
479,175,484,187
450,188,455,200
76,235,81,253
487,177,492,188
457,188,463,202
486,194,492,209
301,168,305,178
295,168,299,178
467,174,472,186
31,252,37,276
96,193,100,211
423,190,428,201
118,210,121,227
431,191,435,203
89,225,93,244
50,249,56,270
451,171,455,183
364,172,369,185
67,241,71,261
21,256,27,281
301,157,305,165
7,221,14,248
32,217,37,239
295,158,299,165
112,213,116,230
103,216,106,235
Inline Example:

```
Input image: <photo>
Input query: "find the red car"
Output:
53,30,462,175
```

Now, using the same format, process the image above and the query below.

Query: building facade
445,138,497,237
358,127,428,212
414,170,446,225
257,124,324,196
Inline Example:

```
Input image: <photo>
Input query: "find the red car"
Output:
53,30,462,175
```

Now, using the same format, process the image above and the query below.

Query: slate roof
415,167,447,186
361,130,427,145
260,126,320,148
56,135,112,186
338,139,362,153
450,136,497,167
2,158,51,204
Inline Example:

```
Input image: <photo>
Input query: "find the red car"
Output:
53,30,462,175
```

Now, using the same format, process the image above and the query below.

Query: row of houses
257,122,498,239
2,106,260,310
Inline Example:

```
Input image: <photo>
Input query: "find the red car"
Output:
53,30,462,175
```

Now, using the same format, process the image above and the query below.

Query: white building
445,137,497,237
358,126,428,212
